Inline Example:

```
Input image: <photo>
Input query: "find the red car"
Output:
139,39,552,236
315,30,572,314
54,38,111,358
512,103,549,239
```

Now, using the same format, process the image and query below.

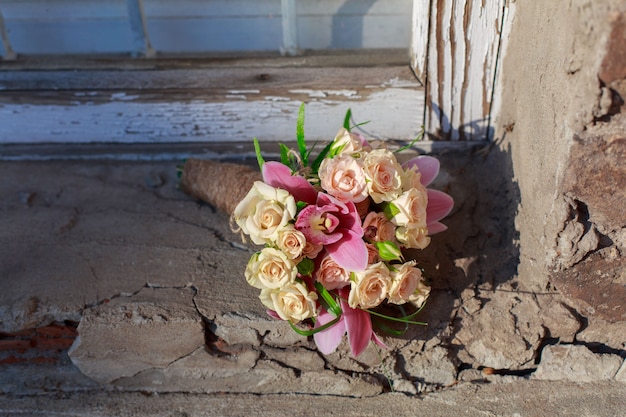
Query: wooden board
412,0,506,141
0,66,424,145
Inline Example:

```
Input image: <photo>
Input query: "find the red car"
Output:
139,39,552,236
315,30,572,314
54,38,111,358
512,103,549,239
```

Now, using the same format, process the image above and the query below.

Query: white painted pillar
0,8,16,61
126,0,156,58
281,0,299,56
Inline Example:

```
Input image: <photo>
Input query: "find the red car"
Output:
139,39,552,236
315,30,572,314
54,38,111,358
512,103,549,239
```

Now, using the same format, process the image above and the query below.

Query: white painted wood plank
0,9,17,60
424,0,505,141
126,0,155,58
281,0,299,56
410,0,429,83
4,20,134,55
297,15,411,49
0,89,423,144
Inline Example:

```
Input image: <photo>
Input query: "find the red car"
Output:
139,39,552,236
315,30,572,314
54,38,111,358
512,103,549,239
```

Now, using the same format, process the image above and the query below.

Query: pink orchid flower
262,161,317,205
403,155,454,234
295,192,368,272
313,287,386,357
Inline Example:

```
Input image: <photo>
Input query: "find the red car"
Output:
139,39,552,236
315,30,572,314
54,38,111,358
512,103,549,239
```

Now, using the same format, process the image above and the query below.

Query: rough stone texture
68,286,205,384
2,381,626,417
534,345,623,382
492,0,626,361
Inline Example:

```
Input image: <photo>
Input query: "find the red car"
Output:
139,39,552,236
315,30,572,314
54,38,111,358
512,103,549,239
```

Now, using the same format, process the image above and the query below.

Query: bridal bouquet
233,105,453,357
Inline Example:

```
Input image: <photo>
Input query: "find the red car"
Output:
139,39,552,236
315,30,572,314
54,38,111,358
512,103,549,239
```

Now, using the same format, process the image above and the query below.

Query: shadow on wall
330,0,377,48
393,118,520,363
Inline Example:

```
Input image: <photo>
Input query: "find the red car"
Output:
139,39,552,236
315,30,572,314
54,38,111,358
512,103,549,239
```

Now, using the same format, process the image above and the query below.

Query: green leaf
297,258,315,277
288,315,342,336
394,125,425,154
382,202,401,220
296,103,308,166
279,143,291,167
311,141,334,174
365,308,427,326
296,200,308,213
343,108,352,131
375,241,403,262
314,282,342,317
253,138,265,171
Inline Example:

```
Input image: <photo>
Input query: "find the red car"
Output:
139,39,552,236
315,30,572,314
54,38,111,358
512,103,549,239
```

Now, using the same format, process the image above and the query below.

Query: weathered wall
493,0,626,348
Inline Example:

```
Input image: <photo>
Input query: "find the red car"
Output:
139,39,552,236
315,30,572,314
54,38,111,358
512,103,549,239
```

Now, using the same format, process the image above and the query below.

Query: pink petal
340,294,372,357
262,161,317,204
313,309,346,354
326,229,368,272
428,221,448,235
427,189,454,224
403,156,440,186
371,331,388,349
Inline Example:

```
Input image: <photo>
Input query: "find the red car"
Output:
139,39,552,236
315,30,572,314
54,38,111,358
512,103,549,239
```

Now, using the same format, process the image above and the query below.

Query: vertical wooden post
126,0,156,58
281,0,299,56
0,8,16,61
412,0,506,141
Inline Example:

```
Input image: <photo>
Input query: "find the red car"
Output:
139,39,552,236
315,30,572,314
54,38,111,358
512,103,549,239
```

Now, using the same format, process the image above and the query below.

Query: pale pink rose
276,225,306,260
348,262,391,309
315,253,351,290
365,243,380,264
388,261,429,305
318,154,369,203
233,181,297,245
302,240,323,259
362,211,396,243
363,149,403,203
395,224,431,249
259,282,318,323
389,187,429,228
245,247,297,289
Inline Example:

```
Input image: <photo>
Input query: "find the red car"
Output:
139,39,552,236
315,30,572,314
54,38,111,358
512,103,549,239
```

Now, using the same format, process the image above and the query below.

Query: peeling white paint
227,90,260,95
110,92,140,101
0,88,424,144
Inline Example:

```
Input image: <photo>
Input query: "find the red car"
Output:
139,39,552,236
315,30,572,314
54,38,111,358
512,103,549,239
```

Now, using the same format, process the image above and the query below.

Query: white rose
363,149,403,203
389,187,428,228
348,262,391,309
233,181,296,245
395,224,431,250
259,282,318,323
245,248,297,289
388,261,430,305
276,225,306,260
318,153,369,203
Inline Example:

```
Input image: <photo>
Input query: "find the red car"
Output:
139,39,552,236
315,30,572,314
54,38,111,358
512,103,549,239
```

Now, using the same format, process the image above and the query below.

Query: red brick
0,356,27,365
32,336,74,351
35,324,78,339
0,339,33,352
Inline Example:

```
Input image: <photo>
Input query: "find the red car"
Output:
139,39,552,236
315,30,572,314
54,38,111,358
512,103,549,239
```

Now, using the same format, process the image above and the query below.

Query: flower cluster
233,105,453,357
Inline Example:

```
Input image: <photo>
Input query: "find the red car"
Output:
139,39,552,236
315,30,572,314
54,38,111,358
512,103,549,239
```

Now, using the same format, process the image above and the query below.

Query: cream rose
318,153,368,203
395,224,431,250
259,282,318,323
388,261,430,305
233,181,297,245
245,248,297,289
401,165,423,192
365,243,380,264
363,149,403,203
389,186,428,228
276,225,306,260
348,262,391,309
329,128,366,155
315,253,351,290
362,211,396,243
